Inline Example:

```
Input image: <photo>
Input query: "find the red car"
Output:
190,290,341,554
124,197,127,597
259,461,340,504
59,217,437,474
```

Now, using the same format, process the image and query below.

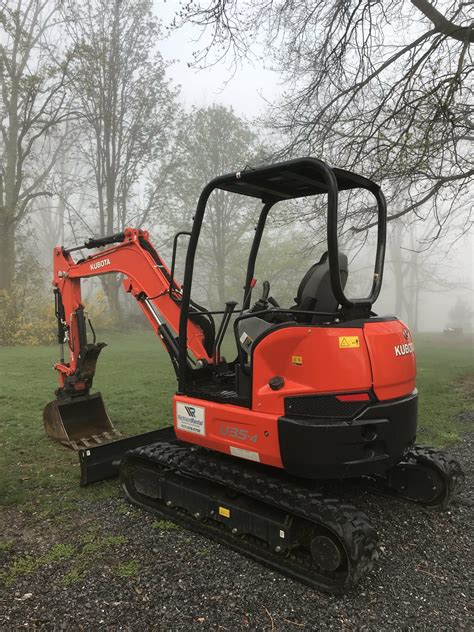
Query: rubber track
121,442,379,593
395,444,465,509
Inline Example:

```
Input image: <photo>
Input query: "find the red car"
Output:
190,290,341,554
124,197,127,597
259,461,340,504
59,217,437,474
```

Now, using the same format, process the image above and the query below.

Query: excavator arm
44,227,214,448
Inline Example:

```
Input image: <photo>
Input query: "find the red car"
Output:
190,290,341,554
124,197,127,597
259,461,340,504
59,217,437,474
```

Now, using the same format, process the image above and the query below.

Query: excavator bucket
43,391,120,451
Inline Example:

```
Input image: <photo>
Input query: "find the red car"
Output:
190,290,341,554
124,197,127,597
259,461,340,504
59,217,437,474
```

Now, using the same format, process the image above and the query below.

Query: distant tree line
0,0,278,331
0,0,471,342
180,0,473,240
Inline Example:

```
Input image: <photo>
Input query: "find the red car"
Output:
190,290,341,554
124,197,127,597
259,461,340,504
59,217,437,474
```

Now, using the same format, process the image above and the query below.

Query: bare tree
0,0,69,292
32,119,92,261
386,217,471,330
168,105,265,307
447,296,473,331
177,1,473,241
62,0,178,318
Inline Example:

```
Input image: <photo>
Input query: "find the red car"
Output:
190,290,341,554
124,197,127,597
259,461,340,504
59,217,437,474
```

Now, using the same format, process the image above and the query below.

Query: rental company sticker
176,402,206,436
339,336,360,349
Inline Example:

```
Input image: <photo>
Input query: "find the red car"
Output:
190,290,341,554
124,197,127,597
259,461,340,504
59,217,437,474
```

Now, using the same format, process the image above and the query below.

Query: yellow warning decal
339,336,360,348
292,355,303,365
218,506,230,518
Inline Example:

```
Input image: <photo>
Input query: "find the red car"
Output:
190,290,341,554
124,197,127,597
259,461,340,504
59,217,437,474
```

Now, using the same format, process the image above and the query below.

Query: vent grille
284,394,370,420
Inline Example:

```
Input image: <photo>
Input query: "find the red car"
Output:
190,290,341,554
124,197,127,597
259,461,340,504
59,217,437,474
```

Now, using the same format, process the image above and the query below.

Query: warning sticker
339,336,360,349
219,506,230,518
292,355,303,365
176,402,206,436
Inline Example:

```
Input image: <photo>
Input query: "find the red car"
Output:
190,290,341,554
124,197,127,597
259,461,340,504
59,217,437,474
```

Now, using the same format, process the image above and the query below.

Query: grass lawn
0,331,472,511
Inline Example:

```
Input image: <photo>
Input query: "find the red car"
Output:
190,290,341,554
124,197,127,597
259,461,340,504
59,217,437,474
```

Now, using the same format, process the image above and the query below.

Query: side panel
174,319,417,476
251,326,373,416
173,395,283,468
364,320,416,400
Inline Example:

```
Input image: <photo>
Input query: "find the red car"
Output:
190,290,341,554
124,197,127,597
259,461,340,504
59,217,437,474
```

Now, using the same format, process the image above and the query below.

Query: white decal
394,342,415,357
239,331,253,353
90,258,111,271
229,446,260,462
176,402,206,436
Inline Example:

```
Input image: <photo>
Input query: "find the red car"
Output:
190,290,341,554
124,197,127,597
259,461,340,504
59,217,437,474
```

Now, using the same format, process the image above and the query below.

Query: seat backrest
295,251,348,316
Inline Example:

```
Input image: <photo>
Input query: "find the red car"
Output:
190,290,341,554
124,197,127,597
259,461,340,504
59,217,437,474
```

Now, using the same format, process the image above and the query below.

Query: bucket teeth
43,391,120,451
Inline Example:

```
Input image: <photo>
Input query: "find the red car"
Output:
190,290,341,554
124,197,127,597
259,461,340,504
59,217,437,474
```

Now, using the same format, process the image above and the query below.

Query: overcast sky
155,0,280,119
154,1,473,331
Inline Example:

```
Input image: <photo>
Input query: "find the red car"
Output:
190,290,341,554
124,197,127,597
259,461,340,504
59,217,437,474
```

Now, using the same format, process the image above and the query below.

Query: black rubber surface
121,442,379,593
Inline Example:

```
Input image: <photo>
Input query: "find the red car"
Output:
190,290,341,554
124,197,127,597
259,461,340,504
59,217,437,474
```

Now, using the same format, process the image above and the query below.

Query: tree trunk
413,277,419,334
102,275,122,326
1,69,20,293
0,213,15,292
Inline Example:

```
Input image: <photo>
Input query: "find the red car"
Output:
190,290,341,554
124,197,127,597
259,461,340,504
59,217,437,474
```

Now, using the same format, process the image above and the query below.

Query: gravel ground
1,435,472,631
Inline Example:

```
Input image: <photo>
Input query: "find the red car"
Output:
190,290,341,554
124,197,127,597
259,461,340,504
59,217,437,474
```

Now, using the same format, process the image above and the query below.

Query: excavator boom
44,227,213,449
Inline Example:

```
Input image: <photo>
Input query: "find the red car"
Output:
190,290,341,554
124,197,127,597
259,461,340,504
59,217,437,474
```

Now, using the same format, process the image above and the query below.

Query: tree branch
411,0,474,42
352,168,474,233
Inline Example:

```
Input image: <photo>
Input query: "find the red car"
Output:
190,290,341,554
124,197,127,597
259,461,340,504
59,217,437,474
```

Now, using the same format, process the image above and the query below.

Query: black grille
284,394,370,420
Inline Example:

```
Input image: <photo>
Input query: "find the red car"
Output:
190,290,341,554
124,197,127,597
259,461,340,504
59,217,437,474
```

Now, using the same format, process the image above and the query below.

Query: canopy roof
214,157,380,202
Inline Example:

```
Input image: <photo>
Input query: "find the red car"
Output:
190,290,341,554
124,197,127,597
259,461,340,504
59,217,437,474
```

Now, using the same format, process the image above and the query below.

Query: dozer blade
43,391,121,450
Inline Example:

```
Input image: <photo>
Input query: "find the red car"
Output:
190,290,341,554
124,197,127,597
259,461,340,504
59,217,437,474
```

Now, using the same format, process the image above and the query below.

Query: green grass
0,540,14,553
1,543,75,585
414,334,473,444
1,531,130,587
115,560,139,577
0,331,472,510
60,534,128,585
0,331,176,509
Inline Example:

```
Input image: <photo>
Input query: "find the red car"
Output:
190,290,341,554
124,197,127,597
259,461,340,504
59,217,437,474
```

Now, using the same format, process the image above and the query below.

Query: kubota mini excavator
43,157,464,593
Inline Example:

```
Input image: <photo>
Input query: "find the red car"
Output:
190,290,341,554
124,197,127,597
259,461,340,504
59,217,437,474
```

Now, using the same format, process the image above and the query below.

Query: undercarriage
119,438,464,593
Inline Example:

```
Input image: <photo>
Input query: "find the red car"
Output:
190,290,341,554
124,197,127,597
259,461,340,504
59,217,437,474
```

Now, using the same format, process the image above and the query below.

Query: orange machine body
51,226,417,479
174,319,416,474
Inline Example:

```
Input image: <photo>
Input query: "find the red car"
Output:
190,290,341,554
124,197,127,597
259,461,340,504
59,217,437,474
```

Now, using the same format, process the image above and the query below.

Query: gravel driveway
1,435,472,631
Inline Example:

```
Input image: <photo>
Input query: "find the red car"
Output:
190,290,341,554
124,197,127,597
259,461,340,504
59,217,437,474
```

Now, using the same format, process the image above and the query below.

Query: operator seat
291,251,348,323
238,251,349,354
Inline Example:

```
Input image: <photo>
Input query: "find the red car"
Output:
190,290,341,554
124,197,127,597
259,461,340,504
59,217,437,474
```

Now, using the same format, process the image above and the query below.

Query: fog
1,0,473,340
153,1,473,333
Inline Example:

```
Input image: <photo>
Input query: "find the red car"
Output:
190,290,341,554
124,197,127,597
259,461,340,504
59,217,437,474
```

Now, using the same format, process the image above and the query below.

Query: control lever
214,300,238,365
250,280,271,313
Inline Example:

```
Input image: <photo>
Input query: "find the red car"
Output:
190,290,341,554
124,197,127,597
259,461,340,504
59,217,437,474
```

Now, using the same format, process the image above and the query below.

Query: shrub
0,288,56,346
83,289,114,332
0,284,121,346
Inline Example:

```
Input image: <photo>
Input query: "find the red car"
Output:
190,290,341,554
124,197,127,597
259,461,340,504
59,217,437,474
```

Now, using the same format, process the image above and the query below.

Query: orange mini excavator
43,157,464,592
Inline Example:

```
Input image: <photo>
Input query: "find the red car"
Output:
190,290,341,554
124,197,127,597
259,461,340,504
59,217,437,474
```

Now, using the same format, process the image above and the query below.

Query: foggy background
1,0,472,343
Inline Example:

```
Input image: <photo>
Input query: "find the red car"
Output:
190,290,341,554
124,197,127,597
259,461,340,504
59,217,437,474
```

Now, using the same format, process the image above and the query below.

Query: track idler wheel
387,463,443,504
381,445,465,509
